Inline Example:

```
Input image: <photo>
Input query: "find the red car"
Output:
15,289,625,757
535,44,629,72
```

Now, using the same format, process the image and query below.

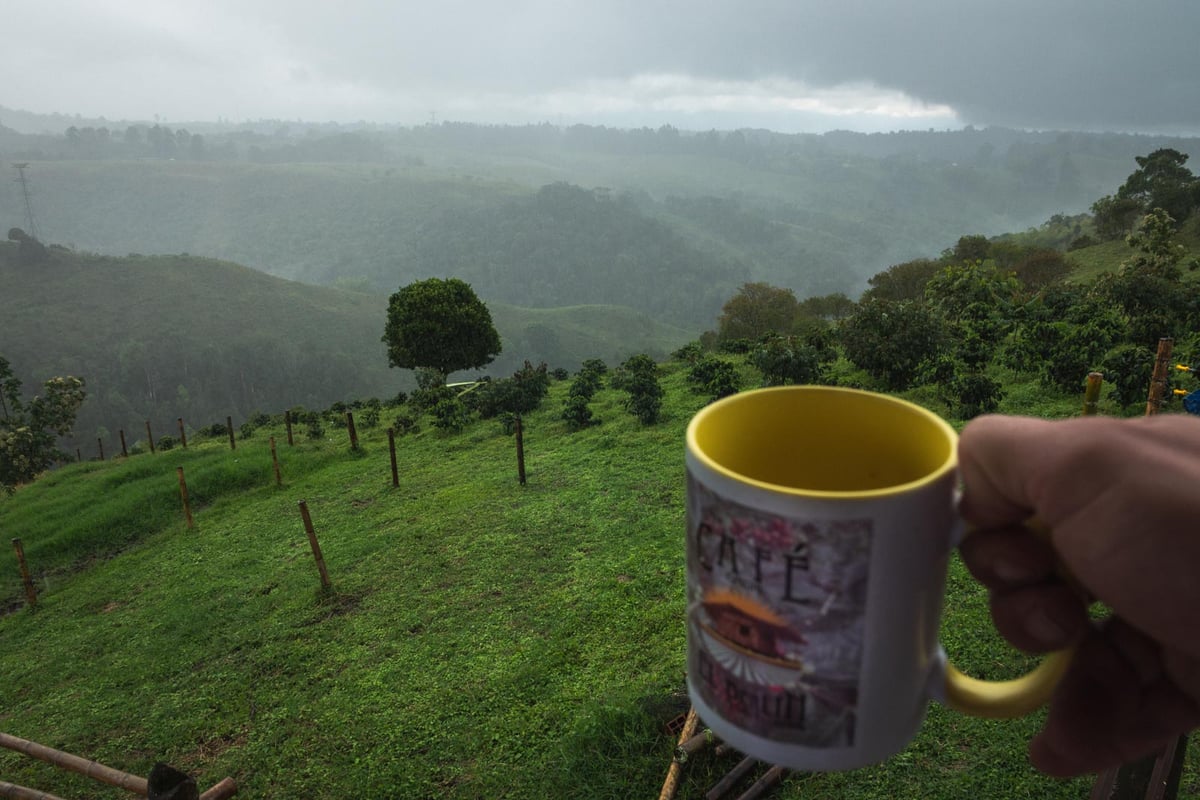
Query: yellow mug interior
688,386,957,496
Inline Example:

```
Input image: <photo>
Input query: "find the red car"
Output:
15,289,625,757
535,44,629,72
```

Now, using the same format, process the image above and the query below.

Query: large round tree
382,278,502,379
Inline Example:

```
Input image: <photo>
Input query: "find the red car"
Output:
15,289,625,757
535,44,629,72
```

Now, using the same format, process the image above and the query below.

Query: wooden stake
515,416,527,486
177,467,194,529
346,411,359,450
178,417,188,449
97,437,104,462
1082,371,1104,417
226,416,236,450
285,410,294,446
12,538,36,607
658,707,699,800
270,437,282,487
1145,337,1175,416
75,448,81,463
119,429,129,458
298,500,331,590
146,421,156,454
387,427,399,488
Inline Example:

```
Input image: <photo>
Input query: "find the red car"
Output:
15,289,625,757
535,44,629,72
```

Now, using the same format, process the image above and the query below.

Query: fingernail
1026,607,1068,646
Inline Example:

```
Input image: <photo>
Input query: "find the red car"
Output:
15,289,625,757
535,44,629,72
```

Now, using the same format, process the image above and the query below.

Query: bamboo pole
675,728,718,763
1082,372,1103,416
119,429,129,458
705,755,757,800
226,416,236,450
0,780,69,800
146,421,156,454
1145,337,1175,416
284,410,294,447
270,437,282,487
346,411,359,450
298,501,331,590
178,417,188,449
177,467,194,529
387,427,399,488
0,732,149,795
11,539,36,607
198,777,239,800
658,707,699,800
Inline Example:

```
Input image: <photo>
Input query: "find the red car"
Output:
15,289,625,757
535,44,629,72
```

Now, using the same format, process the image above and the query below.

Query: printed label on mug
687,475,874,748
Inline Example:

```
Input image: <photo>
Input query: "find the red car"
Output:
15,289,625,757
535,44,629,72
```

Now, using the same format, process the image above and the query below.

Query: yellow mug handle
942,520,1078,719
944,650,1073,719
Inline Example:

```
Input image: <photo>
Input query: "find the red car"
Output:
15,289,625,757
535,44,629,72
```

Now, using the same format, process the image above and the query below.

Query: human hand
957,414,1200,777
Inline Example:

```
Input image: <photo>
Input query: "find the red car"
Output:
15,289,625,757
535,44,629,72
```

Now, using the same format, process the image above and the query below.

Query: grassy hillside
0,243,695,454
2,358,1196,799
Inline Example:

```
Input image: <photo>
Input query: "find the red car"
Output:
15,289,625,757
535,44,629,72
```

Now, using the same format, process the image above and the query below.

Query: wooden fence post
1082,372,1104,416
119,430,129,458
1090,335,1187,800
226,416,236,450
12,538,36,608
515,416,527,486
1145,337,1175,416
387,427,399,488
285,410,294,446
177,467,194,529
346,411,359,450
76,448,81,463
97,437,105,462
297,501,331,590
270,437,282,487
178,417,188,449
146,421,156,454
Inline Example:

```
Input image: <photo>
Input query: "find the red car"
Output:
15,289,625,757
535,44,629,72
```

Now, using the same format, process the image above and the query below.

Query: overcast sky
7,0,1200,135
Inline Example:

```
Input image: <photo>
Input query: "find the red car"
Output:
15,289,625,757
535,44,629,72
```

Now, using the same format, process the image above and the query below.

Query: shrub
157,435,177,451
392,414,419,435
748,333,833,386
614,354,664,424
672,341,705,364
687,356,740,401
239,422,255,440
550,367,569,381
431,398,470,433
198,422,228,439
561,395,597,431
306,414,324,440
362,406,381,428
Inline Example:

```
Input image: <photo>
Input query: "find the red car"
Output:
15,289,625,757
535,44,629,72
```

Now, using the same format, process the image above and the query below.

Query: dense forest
2,109,1200,463
3,112,1198,314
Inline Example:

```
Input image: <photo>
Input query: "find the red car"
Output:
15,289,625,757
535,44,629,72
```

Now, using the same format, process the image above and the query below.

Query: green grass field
1,361,1195,798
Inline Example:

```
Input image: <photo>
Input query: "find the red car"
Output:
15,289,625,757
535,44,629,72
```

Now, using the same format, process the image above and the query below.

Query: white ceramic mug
685,386,1071,771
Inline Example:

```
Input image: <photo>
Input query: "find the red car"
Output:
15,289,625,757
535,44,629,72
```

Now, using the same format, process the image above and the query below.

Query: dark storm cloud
8,0,1200,133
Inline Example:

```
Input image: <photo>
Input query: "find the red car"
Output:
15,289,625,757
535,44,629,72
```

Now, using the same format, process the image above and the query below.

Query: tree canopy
382,278,502,379
1,356,87,492
716,282,798,342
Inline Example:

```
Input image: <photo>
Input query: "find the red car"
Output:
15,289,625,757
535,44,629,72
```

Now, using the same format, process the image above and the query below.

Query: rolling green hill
0,243,694,454
6,124,1196,329
8,359,1194,799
